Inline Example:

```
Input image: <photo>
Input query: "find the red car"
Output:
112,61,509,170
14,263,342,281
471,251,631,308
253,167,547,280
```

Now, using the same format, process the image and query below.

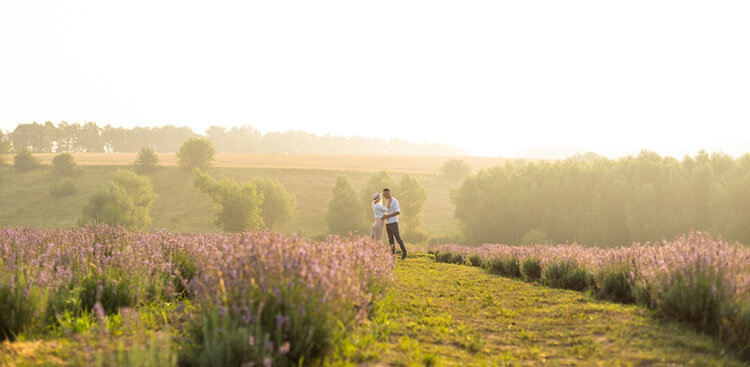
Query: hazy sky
1,1,748,158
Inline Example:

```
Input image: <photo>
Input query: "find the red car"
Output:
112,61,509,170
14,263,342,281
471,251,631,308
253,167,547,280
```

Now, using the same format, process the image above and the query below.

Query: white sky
1,1,748,158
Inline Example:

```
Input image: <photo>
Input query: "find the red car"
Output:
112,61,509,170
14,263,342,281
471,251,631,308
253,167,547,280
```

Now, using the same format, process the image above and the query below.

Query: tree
177,138,215,170
193,169,264,232
0,130,10,165
440,159,472,181
134,147,159,174
326,175,365,235
52,153,78,176
80,170,157,230
397,173,428,242
13,149,40,171
251,177,296,229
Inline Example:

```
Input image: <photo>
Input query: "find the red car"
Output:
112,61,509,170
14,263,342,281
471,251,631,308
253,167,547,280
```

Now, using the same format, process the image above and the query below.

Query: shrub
14,149,40,171
449,253,465,265
50,177,78,197
193,169,264,232
52,152,78,176
440,159,471,181
724,302,750,360
0,271,43,341
486,257,522,278
134,146,159,174
468,254,483,267
543,262,594,291
80,170,157,230
78,272,135,315
597,268,634,303
521,258,542,282
177,138,215,170
252,177,296,229
183,284,344,367
434,251,452,263
652,271,728,334
172,251,197,298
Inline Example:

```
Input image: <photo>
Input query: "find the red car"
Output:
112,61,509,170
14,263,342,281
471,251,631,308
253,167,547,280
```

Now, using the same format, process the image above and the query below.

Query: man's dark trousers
386,222,407,258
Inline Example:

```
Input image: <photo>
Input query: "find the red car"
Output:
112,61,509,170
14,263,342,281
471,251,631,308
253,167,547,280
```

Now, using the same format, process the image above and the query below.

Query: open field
0,164,462,237
31,153,517,175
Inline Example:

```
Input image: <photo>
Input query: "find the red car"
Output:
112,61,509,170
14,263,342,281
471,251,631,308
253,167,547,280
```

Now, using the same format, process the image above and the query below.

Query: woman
370,192,387,240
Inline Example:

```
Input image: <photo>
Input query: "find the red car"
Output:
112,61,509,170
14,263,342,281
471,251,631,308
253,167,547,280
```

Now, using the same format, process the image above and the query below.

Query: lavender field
432,231,750,359
0,226,394,366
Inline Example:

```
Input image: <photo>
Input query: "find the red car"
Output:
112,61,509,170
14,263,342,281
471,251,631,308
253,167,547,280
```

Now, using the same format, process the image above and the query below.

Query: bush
440,159,471,181
486,257,522,279
252,177,296,229
0,271,43,341
183,283,348,367
135,146,159,174
597,269,634,303
78,272,135,315
14,149,40,171
50,177,78,197
177,138,215,170
652,272,728,334
724,302,750,360
521,258,542,282
193,169,264,232
80,170,157,230
52,152,78,176
449,253,465,265
468,254,483,267
172,251,197,298
543,262,594,291
434,251,452,263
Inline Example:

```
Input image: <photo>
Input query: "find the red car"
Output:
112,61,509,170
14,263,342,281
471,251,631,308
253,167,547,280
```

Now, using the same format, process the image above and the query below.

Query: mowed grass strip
31,153,516,175
347,255,745,367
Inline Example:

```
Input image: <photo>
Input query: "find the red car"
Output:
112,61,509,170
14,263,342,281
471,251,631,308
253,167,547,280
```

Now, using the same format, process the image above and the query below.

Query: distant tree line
1,122,466,155
453,150,750,247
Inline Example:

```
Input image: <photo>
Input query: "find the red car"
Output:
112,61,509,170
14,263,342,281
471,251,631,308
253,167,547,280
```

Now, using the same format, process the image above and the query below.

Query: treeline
453,150,750,247
0,121,465,155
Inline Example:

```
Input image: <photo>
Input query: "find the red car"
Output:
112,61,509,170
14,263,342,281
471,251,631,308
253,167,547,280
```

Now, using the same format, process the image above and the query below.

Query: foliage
0,131,10,165
334,255,746,366
432,231,750,359
13,149,40,171
0,226,394,365
252,176,297,229
440,159,471,181
80,170,157,230
327,175,365,235
52,152,79,176
134,146,159,174
7,121,468,155
177,138,215,170
0,270,43,341
193,169,264,231
453,150,750,246
50,177,78,197
397,173,428,242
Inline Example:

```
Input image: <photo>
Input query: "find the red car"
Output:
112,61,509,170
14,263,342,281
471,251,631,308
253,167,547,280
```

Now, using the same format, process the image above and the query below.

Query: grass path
350,254,745,367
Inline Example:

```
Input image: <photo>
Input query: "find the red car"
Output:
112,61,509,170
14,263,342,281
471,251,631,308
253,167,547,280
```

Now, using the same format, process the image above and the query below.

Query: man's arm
382,211,400,219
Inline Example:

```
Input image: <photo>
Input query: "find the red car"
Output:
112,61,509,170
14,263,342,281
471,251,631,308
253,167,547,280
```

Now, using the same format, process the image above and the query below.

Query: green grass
334,255,746,367
0,165,461,237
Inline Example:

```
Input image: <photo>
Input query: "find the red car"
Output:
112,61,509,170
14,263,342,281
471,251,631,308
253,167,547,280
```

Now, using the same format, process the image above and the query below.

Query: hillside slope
341,255,745,366
0,165,461,237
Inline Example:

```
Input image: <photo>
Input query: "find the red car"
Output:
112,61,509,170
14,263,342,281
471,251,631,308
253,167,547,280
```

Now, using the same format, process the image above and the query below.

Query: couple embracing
370,188,407,259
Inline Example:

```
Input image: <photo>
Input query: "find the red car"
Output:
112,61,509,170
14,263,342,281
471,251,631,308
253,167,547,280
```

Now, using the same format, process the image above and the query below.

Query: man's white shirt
386,198,400,224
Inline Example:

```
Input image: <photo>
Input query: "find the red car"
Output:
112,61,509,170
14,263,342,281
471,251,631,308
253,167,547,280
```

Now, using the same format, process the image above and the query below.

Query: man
381,188,407,259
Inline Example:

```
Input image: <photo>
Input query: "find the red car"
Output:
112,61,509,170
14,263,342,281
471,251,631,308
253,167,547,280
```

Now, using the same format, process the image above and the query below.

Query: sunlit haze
1,1,749,158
